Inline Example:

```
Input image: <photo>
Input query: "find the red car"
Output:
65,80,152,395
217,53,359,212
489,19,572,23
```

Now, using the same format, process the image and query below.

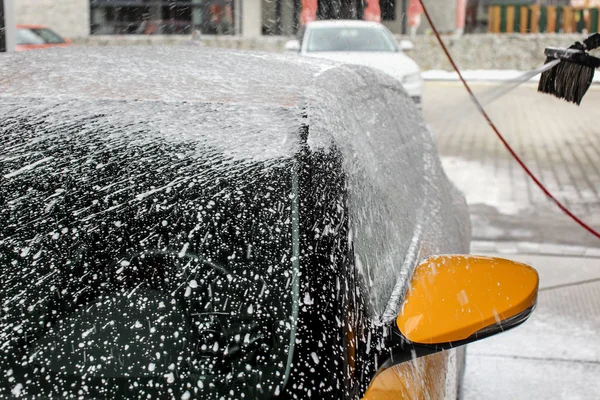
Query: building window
90,0,235,35
381,0,396,21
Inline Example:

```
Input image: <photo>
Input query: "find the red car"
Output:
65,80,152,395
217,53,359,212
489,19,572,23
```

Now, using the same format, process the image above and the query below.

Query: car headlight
402,72,422,85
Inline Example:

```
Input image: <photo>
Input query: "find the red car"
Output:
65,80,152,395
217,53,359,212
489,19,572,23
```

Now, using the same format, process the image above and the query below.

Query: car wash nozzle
538,32,600,105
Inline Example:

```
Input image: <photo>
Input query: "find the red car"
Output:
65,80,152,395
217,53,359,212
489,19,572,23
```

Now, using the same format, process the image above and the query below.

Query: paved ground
461,253,600,399
422,83,600,398
423,83,600,248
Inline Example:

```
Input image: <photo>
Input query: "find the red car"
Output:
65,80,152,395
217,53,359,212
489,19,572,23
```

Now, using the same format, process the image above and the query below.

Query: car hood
304,51,420,80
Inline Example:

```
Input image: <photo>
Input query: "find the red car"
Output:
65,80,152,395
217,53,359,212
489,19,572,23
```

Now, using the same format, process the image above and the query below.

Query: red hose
418,0,600,241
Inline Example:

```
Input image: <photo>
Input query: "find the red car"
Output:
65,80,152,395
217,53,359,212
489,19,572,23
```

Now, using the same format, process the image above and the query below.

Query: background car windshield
306,27,397,52
30,28,66,44
0,99,298,399
16,29,46,45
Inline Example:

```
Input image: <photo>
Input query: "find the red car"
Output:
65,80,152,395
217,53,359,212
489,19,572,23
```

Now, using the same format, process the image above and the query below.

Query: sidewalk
471,240,600,258
424,79,600,399
462,253,600,399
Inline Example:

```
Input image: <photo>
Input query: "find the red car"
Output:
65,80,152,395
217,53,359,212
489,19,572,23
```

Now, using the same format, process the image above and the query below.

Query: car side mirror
363,255,538,399
398,255,538,346
399,39,414,51
284,39,300,52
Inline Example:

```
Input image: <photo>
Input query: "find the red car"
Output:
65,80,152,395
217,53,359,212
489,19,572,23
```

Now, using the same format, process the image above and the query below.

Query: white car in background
285,20,424,107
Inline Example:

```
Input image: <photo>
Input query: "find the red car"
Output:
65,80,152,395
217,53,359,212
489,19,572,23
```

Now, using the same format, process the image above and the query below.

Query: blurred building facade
471,0,600,33
14,0,463,38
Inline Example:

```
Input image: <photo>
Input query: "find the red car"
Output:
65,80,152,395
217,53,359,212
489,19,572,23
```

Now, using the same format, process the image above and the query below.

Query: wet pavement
424,83,600,248
461,253,600,400
423,85,600,398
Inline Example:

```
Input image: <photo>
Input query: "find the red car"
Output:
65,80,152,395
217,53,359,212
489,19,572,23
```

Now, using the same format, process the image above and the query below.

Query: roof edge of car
16,24,50,29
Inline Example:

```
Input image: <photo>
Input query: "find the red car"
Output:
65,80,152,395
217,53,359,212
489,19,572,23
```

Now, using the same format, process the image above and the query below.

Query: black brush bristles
537,44,600,105
553,60,594,105
538,56,558,96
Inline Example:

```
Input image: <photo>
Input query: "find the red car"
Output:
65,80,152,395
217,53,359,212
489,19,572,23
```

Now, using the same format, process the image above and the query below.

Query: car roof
0,47,347,166
16,24,49,29
305,20,386,29
0,46,335,108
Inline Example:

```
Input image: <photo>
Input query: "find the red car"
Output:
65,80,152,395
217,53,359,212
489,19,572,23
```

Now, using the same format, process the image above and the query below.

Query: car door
306,63,470,398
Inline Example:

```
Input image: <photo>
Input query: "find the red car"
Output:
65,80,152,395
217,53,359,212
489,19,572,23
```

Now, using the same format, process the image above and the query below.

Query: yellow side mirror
362,256,538,399
397,255,539,345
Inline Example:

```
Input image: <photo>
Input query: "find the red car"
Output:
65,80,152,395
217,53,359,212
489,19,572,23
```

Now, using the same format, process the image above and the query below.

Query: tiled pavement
423,82,600,248
422,83,600,399
462,253,600,399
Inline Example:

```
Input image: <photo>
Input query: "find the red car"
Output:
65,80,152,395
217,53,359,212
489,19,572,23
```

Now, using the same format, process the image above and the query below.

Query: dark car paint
0,47,470,399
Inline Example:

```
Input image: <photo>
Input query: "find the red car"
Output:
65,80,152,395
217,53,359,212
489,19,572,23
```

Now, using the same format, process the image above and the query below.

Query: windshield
0,99,299,399
16,28,65,45
16,29,45,45
306,26,397,52
31,28,66,44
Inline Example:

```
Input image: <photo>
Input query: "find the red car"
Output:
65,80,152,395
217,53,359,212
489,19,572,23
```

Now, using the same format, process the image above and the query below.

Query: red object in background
407,0,423,27
456,0,466,31
301,0,318,25
210,5,232,24
363,0,381,22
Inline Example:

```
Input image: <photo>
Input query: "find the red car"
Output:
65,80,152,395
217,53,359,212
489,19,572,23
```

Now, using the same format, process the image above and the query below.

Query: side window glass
320,70,430,316
0,103,299,399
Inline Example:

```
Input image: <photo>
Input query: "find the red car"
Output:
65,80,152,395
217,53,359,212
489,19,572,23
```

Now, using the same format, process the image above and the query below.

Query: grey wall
418,0,458,34
16,0,89,39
